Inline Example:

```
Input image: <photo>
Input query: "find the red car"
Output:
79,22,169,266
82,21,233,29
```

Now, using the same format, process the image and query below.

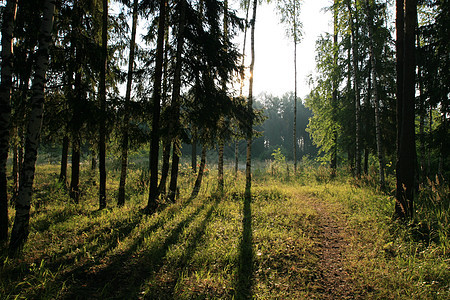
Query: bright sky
235,0,332,99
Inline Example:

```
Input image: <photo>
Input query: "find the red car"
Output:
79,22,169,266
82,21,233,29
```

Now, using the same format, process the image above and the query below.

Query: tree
98,0,108,210
118,0,139,206
146,0,167,212
167,0,187,203
0,0,18,244
217,0,229,195
276,0,302,174
395,0,417,220
245,0,258,201
365,0,386,189
346,0,362,179
331,0,339,177
9,0,55,255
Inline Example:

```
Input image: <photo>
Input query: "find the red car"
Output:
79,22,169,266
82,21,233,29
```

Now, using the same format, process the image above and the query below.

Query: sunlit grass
1,158,449,299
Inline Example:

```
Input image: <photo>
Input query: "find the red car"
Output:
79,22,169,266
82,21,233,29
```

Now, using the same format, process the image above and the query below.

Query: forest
0,0,449,298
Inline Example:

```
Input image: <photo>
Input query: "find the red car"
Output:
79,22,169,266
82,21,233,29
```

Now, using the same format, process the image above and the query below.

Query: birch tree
9,0,55,255
0,0,17,244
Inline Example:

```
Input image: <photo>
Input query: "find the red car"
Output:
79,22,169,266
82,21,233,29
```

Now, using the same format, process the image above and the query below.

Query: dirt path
310,198,358,299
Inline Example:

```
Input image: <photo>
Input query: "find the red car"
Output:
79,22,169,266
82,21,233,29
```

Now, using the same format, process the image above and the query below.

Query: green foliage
271,147,286,163
275,0,303,43
414,177,450,250
1,160,449,298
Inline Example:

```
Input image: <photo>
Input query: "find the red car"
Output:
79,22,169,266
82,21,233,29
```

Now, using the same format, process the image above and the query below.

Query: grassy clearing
1,161,449,299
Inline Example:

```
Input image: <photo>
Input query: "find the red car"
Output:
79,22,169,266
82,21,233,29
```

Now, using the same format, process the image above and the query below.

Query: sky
234,0,333,99
115,0,333,100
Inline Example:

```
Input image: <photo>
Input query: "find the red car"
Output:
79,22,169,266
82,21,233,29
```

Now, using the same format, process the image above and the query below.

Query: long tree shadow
152,196,221,298
235,195,253,299
60,199,208,299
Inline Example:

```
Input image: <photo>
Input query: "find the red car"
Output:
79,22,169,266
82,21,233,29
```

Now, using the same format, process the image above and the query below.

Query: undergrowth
0,159,448,299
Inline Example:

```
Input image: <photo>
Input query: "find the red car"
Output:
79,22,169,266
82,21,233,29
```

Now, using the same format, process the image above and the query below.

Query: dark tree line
307,0,449,220
0,0,254,255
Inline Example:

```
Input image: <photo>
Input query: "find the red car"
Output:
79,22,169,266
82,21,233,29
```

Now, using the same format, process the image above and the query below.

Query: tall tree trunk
416,32,426,180
395,0,417,220
245,0,257,201
394,0,405,217
59,135,69,187
9,0,55,255
169,140,180,202
217,0,229,194
70,137,80,203
118,0,138,207
18,135,23,179
218,141,224,193
157,139,171,196
146,0,167,212
347,0,361,179
12,132,19,202
293,1,298,174
190,145,207,199
167,0,187,203
236,0,250,176
330,0,338,177
366,0,386,190
98,0,108,210
0,0,17,244
69,0,83,204
363,63,371,176
157,16,172,199
234,138,239,175
91,148,96,170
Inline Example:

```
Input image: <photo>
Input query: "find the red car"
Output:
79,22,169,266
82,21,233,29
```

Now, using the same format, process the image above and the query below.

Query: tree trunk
157,139,171,197
167,0,186,204
293,1,298,174
218,141,224,194
12,133,19,202
0,0,17,244
70,136,80,203
234,139,239,175
366,0,386,190
236,0,250,177
394,0,405,217
395,0,417,220
168,140,180,202
347,0,361,179
97,0,108,210
331,0,338,177
9,0,55,255
190,145,207,199
416,32,426,180
69,0,83,204
91,149,96,170
118,0,138,207
156,15,171,199
191,137,197,173
147,0,167,212
59,135,69,187
245,0,257,201
217,0,228,194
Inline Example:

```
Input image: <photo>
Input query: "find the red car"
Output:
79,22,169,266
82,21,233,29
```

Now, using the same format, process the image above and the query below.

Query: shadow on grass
59,199,208,299
235,195,253,299
146,196,221,298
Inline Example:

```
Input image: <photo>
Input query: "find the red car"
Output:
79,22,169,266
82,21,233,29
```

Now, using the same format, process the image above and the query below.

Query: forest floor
309,196,357,299
1,165,449,299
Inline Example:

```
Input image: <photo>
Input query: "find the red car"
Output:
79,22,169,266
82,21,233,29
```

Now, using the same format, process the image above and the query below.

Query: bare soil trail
307,196,360,299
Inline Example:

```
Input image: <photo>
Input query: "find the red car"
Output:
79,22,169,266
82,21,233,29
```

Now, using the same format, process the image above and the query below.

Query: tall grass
1,156,448,299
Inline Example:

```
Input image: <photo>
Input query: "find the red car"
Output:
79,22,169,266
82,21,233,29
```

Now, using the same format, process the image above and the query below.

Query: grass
0,159,449,299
